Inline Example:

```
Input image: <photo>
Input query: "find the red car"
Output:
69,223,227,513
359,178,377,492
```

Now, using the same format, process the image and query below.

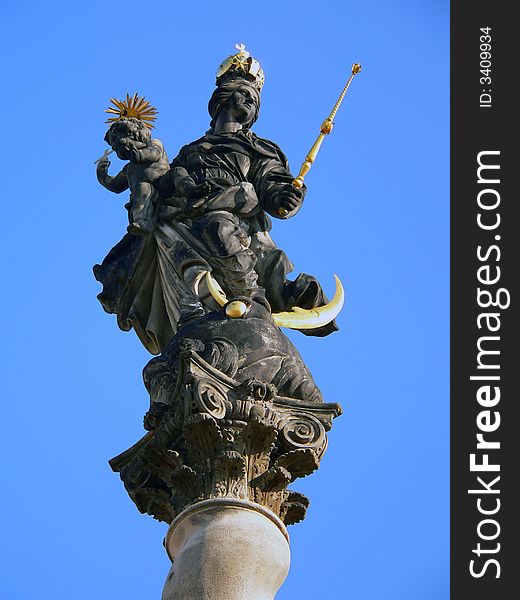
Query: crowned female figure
94,45,338,354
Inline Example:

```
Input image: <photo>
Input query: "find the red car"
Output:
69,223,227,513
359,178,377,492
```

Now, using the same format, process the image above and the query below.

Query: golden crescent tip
205,271,228,307
272,275,345,329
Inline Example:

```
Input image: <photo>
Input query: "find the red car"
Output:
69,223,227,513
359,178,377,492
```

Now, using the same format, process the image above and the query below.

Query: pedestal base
162,498,291,600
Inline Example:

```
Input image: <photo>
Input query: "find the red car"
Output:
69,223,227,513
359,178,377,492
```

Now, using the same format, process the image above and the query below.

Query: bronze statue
94,46,350,355
94,45,360,530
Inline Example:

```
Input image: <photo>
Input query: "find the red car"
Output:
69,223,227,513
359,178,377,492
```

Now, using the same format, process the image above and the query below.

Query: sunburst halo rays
104,93,158,128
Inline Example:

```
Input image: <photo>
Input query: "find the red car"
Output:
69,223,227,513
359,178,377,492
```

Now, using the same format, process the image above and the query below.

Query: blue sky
0,1,449,598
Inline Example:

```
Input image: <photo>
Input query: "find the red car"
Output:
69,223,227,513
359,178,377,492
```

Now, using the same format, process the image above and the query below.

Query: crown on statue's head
216,43,265,90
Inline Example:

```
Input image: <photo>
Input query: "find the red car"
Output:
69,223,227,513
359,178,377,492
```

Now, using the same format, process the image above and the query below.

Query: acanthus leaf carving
212,450,247,499
273,448,320,480
250,466,292,492
184,413,225,468
111,353,341,525
279,491,310,526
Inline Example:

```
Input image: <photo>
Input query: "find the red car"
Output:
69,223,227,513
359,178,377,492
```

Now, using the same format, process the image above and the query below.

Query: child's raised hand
96,157,110,174
94,148,113,170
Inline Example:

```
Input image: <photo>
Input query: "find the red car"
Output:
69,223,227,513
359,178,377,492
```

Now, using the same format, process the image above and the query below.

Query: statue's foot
127,222,151,236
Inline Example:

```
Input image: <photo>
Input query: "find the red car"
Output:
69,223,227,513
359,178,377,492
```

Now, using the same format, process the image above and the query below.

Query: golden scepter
279,63,361,216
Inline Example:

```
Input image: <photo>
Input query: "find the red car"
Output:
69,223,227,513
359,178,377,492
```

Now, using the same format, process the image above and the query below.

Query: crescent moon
205,271,228,307
205,272,345,330
272,275,345,330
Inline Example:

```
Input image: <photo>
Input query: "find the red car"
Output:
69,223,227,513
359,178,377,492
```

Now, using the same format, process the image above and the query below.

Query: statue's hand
274,184,304,216
185,181,212,200
129,148,141,163
96,156,110,185
96,158,110,177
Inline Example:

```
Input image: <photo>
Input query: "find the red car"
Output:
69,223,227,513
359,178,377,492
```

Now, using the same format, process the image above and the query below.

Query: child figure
96,96,169,235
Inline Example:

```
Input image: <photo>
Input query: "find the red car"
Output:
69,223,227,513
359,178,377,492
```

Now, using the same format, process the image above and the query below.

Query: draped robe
94,130,335,355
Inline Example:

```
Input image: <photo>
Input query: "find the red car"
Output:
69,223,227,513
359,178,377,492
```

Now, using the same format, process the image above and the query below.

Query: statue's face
110,129,147,160
227,85,258,124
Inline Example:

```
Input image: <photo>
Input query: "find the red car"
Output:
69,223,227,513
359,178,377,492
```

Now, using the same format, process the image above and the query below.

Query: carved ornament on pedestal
110,351,342,526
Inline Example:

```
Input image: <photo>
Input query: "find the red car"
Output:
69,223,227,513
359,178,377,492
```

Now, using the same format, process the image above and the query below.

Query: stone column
110,351,341,599
162,498,290,600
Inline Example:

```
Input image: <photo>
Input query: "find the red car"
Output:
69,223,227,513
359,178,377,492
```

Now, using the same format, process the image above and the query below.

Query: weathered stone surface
110,350,341,526
94,48,339,357
162,499,290,600
143,294,325,410
96,47,347,599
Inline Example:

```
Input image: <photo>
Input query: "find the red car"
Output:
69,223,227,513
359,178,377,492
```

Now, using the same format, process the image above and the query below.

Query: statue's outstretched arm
156,163,207,201
96,161,129,194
